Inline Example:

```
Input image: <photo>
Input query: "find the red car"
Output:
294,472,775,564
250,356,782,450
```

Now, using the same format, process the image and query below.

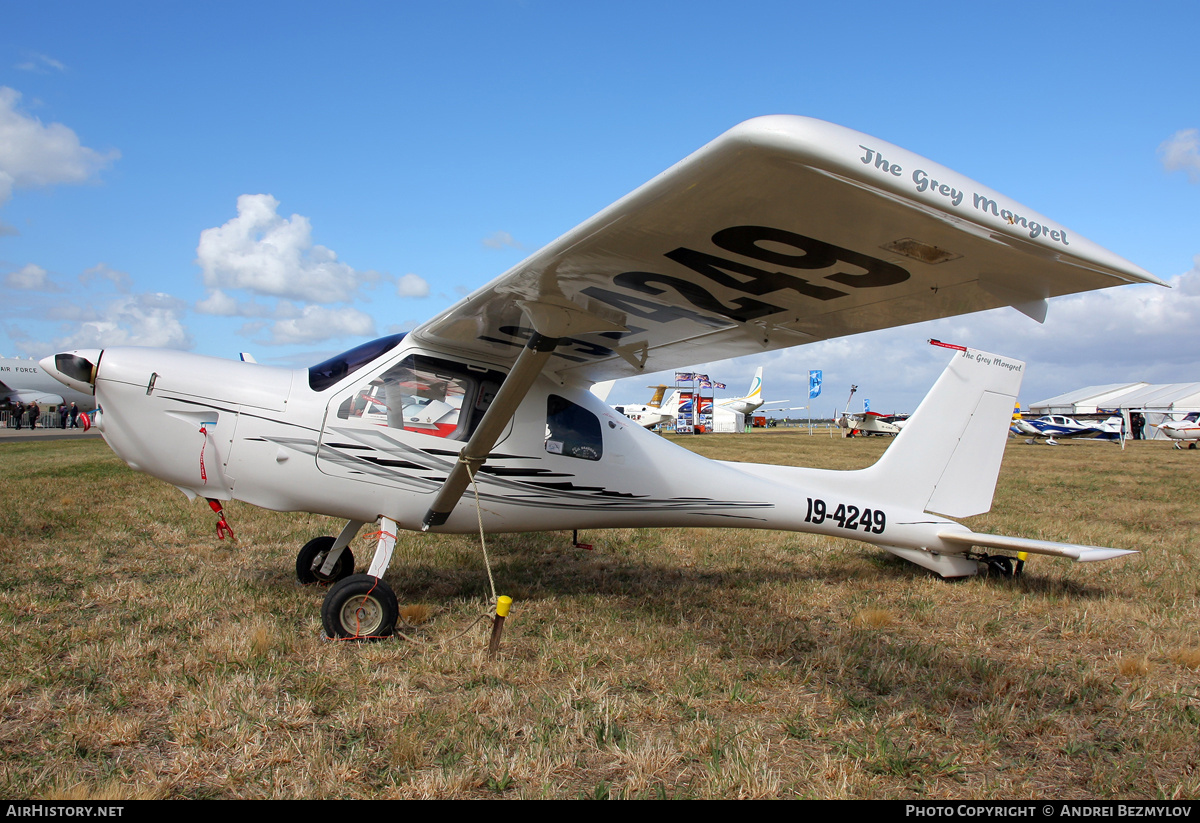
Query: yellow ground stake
487,596,513,658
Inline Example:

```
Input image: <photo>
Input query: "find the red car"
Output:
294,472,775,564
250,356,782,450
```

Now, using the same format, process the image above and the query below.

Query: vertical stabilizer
745,367,763,402
660,389,681,416
863,347,1023,518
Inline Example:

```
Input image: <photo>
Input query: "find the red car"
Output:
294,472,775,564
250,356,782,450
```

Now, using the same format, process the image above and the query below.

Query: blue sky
3,1,1198,413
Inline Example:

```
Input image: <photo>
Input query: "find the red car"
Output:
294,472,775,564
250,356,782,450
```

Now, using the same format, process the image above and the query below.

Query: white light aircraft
838,411,902,437
1,356,96,414
1155,412,1200,448
42,116,1160,640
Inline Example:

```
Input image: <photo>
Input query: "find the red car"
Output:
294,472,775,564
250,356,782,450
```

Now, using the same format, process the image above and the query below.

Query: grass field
1,432,1197,799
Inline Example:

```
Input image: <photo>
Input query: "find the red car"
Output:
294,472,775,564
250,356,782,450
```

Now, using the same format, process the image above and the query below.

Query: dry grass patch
1116,656,1152,678
1169,648,1200,670
3,435,1200,798
852,609,894,629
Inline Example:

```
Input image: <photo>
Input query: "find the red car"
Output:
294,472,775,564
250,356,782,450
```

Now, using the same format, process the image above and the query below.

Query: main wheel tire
296,536,355,585
322,574,398,640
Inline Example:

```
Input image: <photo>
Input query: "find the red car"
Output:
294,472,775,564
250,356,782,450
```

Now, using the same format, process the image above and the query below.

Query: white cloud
4,263,57,291
46,293,192,350
15,54,65,73
1159,129,1200,183
784,262,1200,412
194,289,276,317
610,260,1200,417
79,263,130,293
482,230,522,250
196,194,375,303
194,289,240,316
396,272,430,297
0,87,118,206
267,305,375,345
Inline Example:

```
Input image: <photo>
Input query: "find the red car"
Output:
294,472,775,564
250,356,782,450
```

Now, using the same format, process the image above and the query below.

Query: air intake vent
882,238,962,265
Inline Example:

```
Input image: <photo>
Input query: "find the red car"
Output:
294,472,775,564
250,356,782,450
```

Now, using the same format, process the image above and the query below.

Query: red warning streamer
199,426,209,484
928,338,968,352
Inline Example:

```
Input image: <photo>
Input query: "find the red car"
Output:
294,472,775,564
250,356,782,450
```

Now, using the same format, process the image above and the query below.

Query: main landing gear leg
321,517,400,640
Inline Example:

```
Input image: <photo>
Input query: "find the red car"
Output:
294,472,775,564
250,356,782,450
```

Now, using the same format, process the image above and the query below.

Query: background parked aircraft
838,410,902,437
1155,412,1200,448
612,385,676,428
1011,414,1122,445
1,356,96,416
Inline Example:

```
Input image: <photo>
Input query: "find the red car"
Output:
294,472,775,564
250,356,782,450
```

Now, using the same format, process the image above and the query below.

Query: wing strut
421,332,561,529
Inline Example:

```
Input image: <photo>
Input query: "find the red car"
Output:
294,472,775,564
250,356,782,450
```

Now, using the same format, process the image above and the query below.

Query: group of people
8,401,82,430
1129,411,1146,440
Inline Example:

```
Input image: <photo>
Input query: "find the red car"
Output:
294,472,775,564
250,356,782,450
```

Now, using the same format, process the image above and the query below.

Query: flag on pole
809,370,822,399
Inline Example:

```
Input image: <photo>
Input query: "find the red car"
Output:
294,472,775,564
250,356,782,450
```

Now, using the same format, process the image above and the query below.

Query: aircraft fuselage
58,340,970,562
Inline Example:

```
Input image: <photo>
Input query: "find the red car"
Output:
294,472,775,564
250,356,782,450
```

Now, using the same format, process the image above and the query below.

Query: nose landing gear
295,519,365,585
295,536,356,584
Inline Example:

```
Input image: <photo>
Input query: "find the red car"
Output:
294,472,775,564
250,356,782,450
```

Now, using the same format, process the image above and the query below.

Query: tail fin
660,390,681,416
590,380,616,402
862,347,1023,518
745,367,763,401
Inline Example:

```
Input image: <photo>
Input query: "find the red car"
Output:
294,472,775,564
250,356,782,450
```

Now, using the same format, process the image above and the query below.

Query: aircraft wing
410,116,1161,384
1050,428,1105,440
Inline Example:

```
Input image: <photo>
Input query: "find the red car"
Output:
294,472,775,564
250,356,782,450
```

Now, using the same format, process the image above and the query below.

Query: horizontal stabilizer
939,530,1137,563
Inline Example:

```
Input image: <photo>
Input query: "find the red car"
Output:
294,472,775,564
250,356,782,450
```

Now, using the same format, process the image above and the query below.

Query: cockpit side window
334,353,504,441
309,334,406,392
545,394,603,461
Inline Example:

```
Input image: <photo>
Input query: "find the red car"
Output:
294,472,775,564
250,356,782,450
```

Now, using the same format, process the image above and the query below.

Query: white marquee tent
1028,383,1200,440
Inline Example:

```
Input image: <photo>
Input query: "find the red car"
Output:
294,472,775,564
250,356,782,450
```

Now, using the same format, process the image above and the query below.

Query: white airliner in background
614,386,681,429
619,368,784,428
715,367,768,416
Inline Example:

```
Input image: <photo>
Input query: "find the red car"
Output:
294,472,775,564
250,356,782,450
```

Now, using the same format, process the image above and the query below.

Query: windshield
308,333,406,392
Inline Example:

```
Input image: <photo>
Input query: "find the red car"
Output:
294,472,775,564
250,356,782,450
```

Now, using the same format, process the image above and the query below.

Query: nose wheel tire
296,536,356,585
321,574,398,640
